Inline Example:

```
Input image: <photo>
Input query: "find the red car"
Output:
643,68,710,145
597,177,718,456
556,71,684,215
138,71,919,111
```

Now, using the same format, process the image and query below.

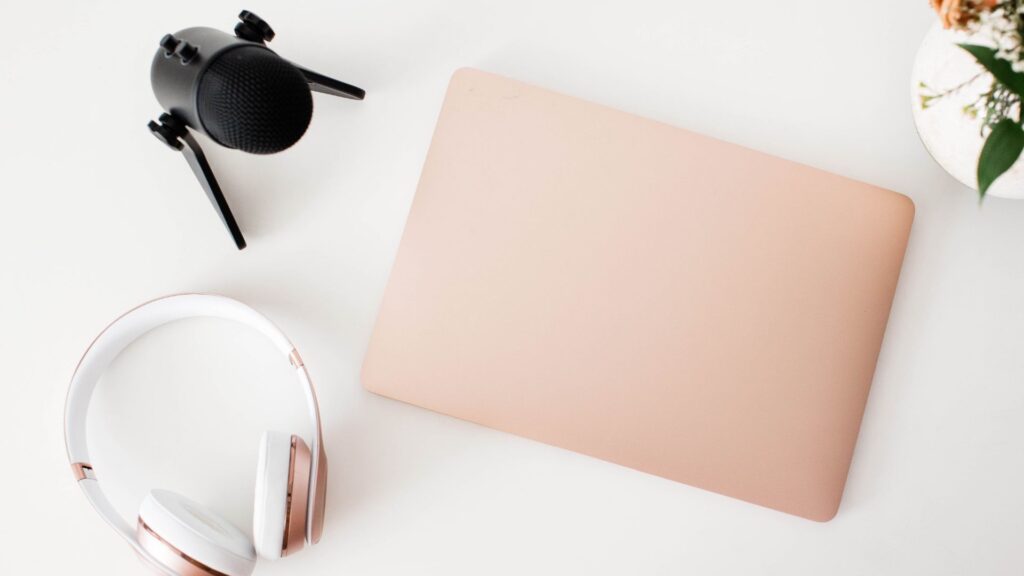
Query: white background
1,0,1022,574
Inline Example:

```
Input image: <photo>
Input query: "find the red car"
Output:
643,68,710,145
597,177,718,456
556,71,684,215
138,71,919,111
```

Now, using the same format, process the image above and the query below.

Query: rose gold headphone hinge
288,348,304,368
71,462,95,482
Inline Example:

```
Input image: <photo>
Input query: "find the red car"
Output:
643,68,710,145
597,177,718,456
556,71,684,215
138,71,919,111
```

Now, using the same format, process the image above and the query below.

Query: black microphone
148,10,365,250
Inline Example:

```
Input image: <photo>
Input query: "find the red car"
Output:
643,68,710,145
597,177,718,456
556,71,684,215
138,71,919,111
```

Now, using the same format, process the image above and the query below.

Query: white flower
1013,59,1024,72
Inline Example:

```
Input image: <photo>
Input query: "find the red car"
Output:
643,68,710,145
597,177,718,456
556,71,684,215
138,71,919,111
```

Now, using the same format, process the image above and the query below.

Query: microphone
148,10,365,250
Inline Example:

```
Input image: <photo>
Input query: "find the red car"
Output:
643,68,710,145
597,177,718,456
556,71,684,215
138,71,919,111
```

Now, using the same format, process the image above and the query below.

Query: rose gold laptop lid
363,68,913,521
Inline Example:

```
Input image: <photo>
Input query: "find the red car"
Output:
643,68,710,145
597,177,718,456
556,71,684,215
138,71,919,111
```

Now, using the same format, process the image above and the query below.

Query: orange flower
931,0,999,29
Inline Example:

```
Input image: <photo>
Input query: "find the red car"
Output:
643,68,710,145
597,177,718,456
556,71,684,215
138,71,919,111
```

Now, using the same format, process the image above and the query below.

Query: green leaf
978,119,1024,198
958,44,1024,96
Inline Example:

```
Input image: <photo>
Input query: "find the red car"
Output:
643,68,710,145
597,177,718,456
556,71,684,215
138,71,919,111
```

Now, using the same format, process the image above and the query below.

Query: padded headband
63,294,326,551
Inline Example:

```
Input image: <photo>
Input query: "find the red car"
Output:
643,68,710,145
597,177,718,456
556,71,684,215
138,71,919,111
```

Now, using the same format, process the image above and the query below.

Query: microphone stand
148,113,247,250
147,10,365,250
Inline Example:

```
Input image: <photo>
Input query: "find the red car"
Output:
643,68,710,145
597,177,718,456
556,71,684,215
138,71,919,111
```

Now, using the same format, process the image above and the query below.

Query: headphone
63,294,327,576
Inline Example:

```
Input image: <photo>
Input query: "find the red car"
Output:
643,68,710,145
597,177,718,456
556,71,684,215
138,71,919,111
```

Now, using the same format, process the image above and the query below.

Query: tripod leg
179,132,247,250
294,63,366,100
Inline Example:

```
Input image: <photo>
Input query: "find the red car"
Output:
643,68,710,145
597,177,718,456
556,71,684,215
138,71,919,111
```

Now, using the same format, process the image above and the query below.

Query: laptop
363,68,914,521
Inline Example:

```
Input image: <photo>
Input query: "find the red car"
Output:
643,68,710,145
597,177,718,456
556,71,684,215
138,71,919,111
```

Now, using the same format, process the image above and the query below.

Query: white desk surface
2,1,1022,574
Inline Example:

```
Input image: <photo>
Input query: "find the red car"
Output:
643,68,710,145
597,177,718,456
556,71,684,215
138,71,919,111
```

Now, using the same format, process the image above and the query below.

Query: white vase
911,21,1024,199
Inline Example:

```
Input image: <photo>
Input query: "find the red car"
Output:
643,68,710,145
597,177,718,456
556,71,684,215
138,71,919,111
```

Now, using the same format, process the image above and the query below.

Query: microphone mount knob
148,113,187,150
235,10,275,43
158,34,198,64
176,41,198,64
159,34,181,57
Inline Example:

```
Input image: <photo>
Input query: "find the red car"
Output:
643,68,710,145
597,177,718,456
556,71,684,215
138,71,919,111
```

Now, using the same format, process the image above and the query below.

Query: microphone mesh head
197,46,313,154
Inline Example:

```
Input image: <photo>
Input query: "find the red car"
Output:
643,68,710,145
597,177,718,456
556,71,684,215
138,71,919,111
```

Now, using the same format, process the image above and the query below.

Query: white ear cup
253,431,292,560
138,489,257,576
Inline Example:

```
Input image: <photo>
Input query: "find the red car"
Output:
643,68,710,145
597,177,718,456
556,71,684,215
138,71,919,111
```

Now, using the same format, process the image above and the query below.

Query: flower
931,0,999,29
922,0,1024,199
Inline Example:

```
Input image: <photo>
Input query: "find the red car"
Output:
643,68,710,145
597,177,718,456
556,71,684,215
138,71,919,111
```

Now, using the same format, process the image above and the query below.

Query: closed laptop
363,68,914,521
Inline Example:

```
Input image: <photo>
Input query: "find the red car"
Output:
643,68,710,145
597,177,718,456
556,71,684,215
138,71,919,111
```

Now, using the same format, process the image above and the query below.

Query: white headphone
63,294,328,576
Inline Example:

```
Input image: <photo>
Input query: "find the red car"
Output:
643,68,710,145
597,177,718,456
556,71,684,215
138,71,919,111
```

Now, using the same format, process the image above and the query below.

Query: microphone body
152,27,315,154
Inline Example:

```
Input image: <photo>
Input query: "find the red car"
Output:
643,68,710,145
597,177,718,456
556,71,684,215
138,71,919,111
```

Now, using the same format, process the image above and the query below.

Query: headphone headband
63,294,327,553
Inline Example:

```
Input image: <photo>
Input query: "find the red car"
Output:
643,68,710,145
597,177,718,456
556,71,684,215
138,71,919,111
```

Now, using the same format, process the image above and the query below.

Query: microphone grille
197,46,313,154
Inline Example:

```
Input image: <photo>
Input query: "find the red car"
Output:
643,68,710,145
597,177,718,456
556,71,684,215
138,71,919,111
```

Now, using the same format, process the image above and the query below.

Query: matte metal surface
363,68,914,521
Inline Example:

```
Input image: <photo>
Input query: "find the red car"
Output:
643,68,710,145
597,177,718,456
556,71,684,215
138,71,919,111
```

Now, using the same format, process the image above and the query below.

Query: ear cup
253,431,311,559
137,489,256,576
